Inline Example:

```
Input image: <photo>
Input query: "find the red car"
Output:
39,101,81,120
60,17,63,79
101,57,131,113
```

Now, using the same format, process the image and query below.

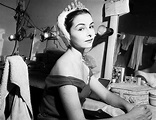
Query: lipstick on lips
85,38,93,43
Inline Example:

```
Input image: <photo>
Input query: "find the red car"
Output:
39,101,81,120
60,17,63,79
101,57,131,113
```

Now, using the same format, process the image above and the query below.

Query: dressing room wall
0,0,104,58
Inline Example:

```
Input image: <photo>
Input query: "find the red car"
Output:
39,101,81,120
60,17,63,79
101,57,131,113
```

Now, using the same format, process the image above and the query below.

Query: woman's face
69,13,95,49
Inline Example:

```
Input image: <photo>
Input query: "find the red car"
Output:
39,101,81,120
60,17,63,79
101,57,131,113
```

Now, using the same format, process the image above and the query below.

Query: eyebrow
75,22,94,28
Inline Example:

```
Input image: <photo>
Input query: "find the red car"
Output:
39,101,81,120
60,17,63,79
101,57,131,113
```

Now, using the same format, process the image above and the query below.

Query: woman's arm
89,76,152,120
58,78,152,120
59,85,86,120
89,76,134,112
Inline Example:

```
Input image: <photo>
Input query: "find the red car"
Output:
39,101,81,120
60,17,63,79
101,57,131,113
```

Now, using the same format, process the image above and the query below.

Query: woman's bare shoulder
51,53,74,75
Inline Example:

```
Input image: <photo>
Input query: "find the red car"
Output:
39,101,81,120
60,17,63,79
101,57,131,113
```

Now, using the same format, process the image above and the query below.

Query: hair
64,9,91,33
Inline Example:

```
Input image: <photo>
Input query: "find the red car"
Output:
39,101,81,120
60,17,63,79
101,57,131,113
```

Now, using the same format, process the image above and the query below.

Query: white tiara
57,0,88,46
65,0,88,11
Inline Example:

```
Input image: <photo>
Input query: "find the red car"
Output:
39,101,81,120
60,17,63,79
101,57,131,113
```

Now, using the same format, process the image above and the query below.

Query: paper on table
104,0,130,17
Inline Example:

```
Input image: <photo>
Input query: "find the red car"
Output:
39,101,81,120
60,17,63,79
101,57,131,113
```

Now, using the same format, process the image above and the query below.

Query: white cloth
0,55,33,120
101,105,125,117
128,35,144,70
82,98,125,117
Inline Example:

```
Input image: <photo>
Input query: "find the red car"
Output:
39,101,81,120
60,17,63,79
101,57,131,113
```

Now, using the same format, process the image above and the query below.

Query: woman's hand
124,102,135,113
127,105,152,120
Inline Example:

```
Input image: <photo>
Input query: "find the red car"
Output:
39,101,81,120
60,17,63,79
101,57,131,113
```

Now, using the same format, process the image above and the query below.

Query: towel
0,55,33,120
82,98,125,117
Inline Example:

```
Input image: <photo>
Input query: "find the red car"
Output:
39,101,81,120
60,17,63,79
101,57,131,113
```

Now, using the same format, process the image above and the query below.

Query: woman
38,0,152,120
